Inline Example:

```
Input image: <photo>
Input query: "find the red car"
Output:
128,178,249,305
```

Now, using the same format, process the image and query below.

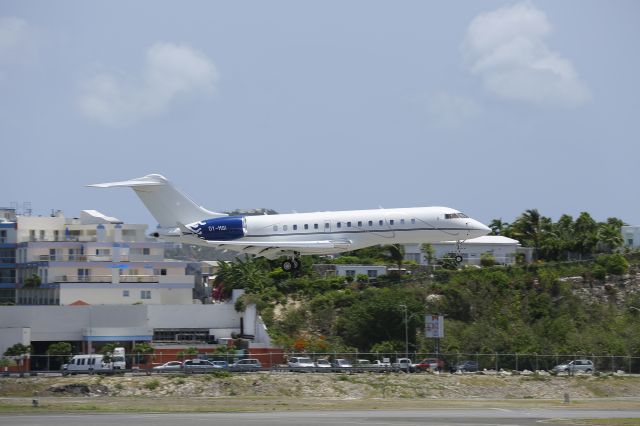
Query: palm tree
597,223,624,253
384,244,405,270
488,218,509,236
511,209,551,260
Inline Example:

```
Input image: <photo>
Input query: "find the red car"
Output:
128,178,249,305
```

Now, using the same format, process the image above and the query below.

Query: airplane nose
468,220,491,237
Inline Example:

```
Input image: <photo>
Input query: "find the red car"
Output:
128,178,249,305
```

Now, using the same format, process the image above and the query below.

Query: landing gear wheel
282,260,294,272
455,255,463,263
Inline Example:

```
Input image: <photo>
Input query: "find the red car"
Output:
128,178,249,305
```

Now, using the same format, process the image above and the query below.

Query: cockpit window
445,213,469,219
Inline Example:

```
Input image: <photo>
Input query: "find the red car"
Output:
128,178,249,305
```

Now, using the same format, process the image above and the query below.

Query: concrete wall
0,327,30,356
58,284,193,305
0,304,253,344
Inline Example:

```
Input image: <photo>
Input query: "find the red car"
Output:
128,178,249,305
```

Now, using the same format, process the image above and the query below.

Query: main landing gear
454,240,464,264
282,253,302,272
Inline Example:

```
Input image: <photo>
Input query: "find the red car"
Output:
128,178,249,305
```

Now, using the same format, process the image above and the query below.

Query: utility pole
399,304,408,358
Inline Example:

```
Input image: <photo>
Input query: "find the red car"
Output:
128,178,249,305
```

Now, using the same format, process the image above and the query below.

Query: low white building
404,235,532,266
622,226,640,249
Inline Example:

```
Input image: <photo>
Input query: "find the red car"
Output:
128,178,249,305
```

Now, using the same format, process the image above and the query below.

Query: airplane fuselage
179,206,489,257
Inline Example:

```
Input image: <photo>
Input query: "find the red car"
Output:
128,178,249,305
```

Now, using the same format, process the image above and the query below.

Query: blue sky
1,1,639,227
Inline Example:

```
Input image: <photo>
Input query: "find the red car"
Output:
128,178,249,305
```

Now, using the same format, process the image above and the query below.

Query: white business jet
89,174,490,271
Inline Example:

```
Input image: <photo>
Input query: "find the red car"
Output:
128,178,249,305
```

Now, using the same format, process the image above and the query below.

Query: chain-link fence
4,351,639,374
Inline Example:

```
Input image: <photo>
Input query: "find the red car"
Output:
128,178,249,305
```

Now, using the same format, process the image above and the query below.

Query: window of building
39,230,45,240
345,270,356,277
123,290,129,297
293,225,297,230
629,239,634,246
337,222,342,228
77,269,90,281
141,290,151,299
368,221,373,226
304,224,309,230
379,220,384,226
142,248,150,255
367,270,378,278
390,220,395,225
314,224,319,229
357,221,362,227
325,223,330,229
347,222,351,227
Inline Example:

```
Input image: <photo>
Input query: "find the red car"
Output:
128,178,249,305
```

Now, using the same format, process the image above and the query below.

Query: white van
112,347,126,370
62,354,113,375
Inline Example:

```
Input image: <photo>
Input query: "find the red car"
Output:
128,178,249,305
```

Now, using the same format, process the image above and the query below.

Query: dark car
452,360,479,372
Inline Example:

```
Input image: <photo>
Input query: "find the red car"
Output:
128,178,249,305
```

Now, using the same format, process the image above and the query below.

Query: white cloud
427,92,482,128
463,2,590,107
78,43,218,126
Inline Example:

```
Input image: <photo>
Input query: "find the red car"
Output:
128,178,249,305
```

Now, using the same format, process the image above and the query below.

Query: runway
2,408,639,426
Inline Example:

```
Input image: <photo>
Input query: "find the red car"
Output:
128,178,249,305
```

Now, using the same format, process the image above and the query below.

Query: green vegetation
209,209,638,361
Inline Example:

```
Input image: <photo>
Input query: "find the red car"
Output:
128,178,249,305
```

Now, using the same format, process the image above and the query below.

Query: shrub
144,379,160,391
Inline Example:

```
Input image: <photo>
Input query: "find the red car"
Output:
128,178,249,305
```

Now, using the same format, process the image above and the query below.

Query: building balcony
53,275,192,285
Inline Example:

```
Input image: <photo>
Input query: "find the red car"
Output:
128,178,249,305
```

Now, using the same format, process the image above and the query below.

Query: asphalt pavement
2,408,640,426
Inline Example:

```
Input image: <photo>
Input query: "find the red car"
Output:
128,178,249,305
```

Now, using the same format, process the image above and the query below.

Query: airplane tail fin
87,174,226,227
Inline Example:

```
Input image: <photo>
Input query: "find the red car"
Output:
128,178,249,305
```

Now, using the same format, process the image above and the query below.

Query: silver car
552,359,595,374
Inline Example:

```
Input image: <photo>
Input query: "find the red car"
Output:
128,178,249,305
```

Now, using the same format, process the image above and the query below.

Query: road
2,409,640,426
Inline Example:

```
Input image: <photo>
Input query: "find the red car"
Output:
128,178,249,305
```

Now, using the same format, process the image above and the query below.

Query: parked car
288,357,315,371
354,359,374,372
315,359,332,370
152,361,183,372
451,360,479,372
415,358,445,372
552,359,595,374
394,358,415,372
210,360,228,369
331,358,353,372
183,359,218,373
230,358,262,371
372,359,391,368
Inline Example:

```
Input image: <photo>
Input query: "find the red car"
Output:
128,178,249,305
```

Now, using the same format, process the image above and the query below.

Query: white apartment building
622,225,640,249
13,210,194,305
404,235,532,266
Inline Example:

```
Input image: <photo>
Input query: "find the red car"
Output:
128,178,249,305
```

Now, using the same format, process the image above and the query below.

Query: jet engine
186,216,247,241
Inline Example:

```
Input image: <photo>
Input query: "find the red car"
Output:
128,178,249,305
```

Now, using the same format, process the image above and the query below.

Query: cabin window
304,224,309,230
347,222,351,227
324,223,329,229
445,213,469,219
411,218,416,224
273,225,278,232
315,224,320,229
283,225,288,231
400,219,405,225
390,220,395,225
337,222,342,228
368,221,373,226
293,225,298,230
379,220,384,226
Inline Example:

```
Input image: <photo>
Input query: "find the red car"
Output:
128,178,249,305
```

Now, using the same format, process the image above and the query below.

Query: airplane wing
202,239,352,257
